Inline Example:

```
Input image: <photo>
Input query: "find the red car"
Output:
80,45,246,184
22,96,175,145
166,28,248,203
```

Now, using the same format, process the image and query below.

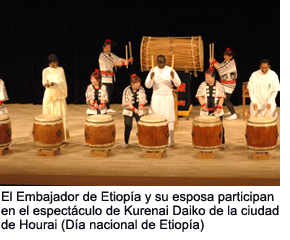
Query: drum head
194,115,221,124
248,116,276,124
86,114,113,123
0,114,9,121
34,114,61,122
140,115,167,123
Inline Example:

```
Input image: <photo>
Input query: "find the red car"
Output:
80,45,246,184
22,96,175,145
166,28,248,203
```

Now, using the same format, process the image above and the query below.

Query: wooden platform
0,104,280,186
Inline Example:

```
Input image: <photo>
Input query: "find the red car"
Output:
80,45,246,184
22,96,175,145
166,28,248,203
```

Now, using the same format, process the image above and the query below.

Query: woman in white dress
0,79,9,114
145,55,181,147
42,54,69,140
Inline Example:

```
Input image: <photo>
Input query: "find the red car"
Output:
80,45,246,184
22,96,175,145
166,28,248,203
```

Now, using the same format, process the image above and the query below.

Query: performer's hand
253,103,258,111
170,71,174,79
209,57,215,64
129,57,133,63
44,83,49,88
267,103,271,110
216,108,221,113
49,82,54,87
139,105,144,110
202,105,208,111
151,72,155,80
134,109,139,114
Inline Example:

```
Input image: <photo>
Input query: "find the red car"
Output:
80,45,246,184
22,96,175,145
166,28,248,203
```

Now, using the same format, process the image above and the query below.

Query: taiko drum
192,116,222,150
33,114,64,148
0,114,12,148
138,115,169,150
245,116,278,150
85,114,115,149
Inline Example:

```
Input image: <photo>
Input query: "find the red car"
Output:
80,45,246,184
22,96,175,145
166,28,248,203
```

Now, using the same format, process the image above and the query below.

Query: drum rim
86,114,114,123
193,115,221,124
0,114,10,121
247,116,276,124
140,115,167,123
34,114,62,122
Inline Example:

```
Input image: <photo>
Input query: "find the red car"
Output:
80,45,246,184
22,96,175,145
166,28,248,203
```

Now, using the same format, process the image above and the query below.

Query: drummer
247,59,280,120
85,69,108,115
122,74,147,148
196,67,226,148
210,47,238,120
0,78,9,114
145,55,181,147
42,54,69,140
98,39,133,113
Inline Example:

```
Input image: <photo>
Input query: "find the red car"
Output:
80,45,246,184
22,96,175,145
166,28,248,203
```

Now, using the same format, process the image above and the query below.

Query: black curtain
0,0,280,106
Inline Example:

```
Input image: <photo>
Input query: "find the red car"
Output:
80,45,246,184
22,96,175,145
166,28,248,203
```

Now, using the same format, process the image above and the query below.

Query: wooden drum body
246,116,278,150
138,115,169,150
33,114,64,148
0,114,12,148
140,36,204,72
85,115,115,149
192,116,222,150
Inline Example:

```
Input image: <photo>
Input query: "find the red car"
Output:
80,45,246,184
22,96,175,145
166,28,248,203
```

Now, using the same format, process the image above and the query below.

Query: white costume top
0,79,8,114
247,69,280,118
217,59,237,94
145,66,181,122
98,52,124,84
196,81,226,117
42,66,69,139
85,84,108,115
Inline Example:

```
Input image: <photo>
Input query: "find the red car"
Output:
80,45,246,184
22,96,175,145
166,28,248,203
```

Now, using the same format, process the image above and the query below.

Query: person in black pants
122,74,147,147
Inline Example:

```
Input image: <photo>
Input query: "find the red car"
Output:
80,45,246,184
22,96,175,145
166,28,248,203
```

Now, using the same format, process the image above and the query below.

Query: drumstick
128,41,133,65
263,107,269,117
171,54,175,69
125,45,128,69
170,54,175,80
151,55,154,72
212,43,214,59
255,108,258,117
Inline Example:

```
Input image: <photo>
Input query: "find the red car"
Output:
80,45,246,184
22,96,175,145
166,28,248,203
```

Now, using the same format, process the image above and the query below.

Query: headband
104,39,111,46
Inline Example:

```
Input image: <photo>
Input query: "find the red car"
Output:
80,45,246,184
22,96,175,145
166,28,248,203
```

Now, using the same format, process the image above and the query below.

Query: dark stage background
0,0,280,107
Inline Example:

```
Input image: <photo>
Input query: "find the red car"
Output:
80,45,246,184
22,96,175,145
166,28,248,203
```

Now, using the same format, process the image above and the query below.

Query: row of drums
0,113,278,153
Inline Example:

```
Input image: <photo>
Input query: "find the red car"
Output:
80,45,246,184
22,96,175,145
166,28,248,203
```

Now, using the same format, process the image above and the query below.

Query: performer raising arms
42,54,69,140
99,39,133,113
196,67,226,148
145,55,181,147
122,74,147,148
85,69,108,115
247,59,280,119
210,48,238,120
0,78,9,114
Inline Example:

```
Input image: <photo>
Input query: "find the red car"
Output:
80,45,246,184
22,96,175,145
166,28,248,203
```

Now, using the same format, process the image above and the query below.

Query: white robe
0,79,9,114
247,69,280,119
145,66,181,126
42,66,69,140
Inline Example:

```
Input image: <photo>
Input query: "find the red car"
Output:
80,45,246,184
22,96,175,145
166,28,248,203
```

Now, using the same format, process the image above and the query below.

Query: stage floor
0,104,280,186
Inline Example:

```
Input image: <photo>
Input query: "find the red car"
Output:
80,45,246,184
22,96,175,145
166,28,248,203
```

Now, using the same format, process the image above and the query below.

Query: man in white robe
145,55,181,147
247,59,280,119
42,54,69,140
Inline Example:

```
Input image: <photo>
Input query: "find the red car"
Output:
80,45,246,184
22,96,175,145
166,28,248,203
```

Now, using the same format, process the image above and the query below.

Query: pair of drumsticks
125,41,133,69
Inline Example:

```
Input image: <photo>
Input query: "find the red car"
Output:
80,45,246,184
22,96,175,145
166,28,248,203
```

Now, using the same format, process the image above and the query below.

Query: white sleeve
268,91,278,104
172,69,181,87
145,69,153,89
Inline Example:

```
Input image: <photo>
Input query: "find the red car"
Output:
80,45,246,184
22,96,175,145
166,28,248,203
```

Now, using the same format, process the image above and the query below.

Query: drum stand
144,149,166,158
0,147,9,156
38,147,61,157
252,151,270,160
90,148,111,157
197,150,215,159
